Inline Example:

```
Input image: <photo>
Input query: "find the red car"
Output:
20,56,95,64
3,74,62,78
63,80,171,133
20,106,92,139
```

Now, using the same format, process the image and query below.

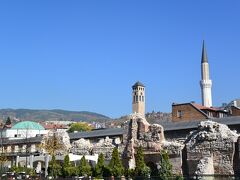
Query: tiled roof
162,116,240,131
192,103,221,111
43,123,67,130
1,136,43,145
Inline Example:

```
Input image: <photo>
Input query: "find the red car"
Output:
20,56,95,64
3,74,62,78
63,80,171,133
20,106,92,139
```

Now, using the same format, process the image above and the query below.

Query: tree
135,147,150,177
0,155,8,174
5,117,12,127
40,131,64,156
79,156,92,176
94,153,105,178
40,131,65,178
62,155,79,177
158,150,173,180
108,147,124,177
62,155,71,177
68,122,93,133
48,155,62,178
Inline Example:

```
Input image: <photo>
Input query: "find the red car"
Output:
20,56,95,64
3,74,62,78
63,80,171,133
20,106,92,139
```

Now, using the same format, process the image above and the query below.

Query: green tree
48,155,62,178
158,150,173,180
94,153,105,178
79,156,92,176
5,117,12,127
108,147,124,177
62,155,71,177
68,122,93,133
135,146,150,177
63,155,71,167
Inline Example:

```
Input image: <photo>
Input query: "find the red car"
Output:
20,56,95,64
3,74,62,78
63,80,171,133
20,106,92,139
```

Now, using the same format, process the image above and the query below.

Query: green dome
12,121,45,130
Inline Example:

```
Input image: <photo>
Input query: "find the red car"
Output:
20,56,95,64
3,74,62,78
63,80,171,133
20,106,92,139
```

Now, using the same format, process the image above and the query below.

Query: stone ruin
40,115,240,177
122,113,183,174
184,120,239,176
122,114,240,176
70,136,120,160
71,138,93,155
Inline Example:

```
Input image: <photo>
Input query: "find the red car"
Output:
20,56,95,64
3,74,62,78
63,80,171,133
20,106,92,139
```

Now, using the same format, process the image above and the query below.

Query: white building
2,121,48,139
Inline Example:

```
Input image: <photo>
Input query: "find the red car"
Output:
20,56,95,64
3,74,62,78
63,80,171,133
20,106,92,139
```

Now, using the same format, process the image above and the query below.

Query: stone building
132,81,145,116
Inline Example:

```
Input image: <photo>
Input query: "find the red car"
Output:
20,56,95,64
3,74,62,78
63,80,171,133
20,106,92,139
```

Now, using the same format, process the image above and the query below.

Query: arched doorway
146,161,158,176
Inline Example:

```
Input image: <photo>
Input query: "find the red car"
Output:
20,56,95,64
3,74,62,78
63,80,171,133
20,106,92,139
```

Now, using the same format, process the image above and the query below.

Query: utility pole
25,127,29,168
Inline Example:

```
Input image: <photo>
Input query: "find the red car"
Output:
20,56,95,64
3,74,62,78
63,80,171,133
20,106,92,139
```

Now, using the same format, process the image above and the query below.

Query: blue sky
0,1,239,118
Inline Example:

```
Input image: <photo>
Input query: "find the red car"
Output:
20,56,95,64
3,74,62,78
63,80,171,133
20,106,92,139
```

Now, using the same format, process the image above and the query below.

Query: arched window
142,96,144,102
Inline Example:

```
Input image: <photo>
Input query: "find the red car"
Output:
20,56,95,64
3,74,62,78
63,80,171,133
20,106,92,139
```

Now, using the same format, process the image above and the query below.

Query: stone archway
146,161,158,176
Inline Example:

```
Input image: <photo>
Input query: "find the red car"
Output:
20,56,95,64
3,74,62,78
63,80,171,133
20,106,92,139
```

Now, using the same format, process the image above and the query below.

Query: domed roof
132,81,145,88
12,121,45,130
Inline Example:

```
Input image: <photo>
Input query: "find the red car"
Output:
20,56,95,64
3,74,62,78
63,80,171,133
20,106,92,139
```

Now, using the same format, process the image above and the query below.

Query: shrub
79,156,92,176
108,147,124,177
94,153,105,178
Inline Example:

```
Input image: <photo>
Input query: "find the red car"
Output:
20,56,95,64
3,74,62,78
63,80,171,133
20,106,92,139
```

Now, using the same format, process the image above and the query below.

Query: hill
106,111,172,128
0,109,111,123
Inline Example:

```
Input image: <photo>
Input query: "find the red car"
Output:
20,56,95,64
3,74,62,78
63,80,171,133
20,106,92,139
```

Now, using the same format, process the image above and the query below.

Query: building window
177,110,183,118
142,96,144,102
136,96,138,102
139,96,141,101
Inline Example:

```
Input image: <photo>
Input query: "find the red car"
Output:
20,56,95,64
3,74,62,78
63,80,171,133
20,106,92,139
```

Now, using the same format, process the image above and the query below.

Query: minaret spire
201,40,208,63
200,40,213,107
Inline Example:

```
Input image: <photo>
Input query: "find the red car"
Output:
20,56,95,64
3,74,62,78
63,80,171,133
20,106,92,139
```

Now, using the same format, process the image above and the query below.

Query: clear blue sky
0,1,239,118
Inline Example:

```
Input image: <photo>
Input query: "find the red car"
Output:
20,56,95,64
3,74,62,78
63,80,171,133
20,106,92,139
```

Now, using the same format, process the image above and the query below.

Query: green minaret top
201,40,208,63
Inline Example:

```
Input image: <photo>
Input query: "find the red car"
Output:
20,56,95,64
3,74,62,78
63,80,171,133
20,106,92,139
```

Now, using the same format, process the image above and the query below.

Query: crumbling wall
123,113,183,174
185,120,239,176
71,137,119,160
162,141,183,175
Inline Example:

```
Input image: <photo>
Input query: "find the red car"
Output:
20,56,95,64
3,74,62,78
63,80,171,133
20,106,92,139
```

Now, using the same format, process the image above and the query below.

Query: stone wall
122,113,183,174
184,121,239,176
68,115,240,177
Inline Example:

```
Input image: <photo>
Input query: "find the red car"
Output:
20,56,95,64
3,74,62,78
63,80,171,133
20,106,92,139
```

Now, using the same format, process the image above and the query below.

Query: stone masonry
184,120,239,176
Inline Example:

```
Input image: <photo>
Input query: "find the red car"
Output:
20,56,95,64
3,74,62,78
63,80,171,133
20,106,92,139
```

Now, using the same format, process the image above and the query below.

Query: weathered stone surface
162,141,183,175
195,156,214,175
185,120,239,176
71,136,118,160
93,136,117,160
71,138,93,155
123,113,183,174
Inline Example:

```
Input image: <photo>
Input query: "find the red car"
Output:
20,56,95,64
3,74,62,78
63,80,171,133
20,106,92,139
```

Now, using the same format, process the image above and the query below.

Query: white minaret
200,41,212,107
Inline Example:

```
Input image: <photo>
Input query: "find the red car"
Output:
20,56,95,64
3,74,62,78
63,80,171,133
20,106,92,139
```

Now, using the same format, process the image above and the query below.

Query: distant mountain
0,109,111,123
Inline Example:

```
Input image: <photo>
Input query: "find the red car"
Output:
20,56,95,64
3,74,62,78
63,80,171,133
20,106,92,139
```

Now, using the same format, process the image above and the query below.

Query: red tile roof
42,123,68,130
191,103,220,111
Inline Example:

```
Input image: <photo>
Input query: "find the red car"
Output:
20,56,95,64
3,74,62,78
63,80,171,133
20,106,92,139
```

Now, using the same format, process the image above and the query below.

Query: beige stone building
132,81,145,116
